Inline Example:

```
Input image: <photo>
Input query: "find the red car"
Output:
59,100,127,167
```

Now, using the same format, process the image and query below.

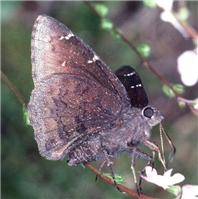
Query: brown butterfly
28,15,175,194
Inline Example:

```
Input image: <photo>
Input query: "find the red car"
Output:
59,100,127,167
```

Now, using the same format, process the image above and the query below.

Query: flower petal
177,49,198,86
182,184,198,199
160,11,189,38
154,0,173,11
163,169,173,178
141,166,185,190
170,173,185,185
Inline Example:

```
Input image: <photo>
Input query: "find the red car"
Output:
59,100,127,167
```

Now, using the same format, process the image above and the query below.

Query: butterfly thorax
100,105,164,156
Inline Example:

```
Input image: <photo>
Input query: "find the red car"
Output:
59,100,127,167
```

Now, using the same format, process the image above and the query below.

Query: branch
173,11,198,40
84,1,198,114
1,70,28,107
84,163,156,199
117,32,180,98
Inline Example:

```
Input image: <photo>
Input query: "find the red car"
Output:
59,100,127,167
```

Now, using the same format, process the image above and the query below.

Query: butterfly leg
97,146,125,193
130,147,153,196
130,146,140,196
95,160,106,182
143,140,167,171
139,150,155,194
102,149,124,193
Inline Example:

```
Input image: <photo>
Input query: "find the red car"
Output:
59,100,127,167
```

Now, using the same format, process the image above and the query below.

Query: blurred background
1,1,197,198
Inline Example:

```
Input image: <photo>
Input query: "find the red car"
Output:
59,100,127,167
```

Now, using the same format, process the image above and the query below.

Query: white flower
141,166,185,189
154,0,189,38
154,0,173,11
177,49,198,86
181,184,198,199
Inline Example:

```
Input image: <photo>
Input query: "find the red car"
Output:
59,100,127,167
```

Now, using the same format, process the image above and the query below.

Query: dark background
2,1,197,199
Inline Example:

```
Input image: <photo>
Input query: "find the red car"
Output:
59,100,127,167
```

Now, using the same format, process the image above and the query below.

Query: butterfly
28,15,174,194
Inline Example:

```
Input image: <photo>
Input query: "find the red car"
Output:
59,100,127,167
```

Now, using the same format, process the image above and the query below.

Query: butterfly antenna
159,124,166,164
160,123,176,167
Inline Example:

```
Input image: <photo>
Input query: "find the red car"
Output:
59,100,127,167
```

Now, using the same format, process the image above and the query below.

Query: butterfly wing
28,15,130,161
115,66,148,108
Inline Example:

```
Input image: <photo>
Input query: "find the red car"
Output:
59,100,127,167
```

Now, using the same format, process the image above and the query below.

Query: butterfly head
142,105,164,127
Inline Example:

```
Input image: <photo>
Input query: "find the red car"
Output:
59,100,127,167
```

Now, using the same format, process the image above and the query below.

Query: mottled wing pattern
115,66,148,108
28,15,130,161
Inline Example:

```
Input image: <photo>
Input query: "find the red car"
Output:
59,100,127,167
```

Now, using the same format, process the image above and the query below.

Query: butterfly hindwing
115,66,148,108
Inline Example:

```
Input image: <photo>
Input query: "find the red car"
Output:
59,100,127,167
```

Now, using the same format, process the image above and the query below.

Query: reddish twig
84,1,181,98
84,163,156,199
117,32,181,98
173,11,198,40
1,70,28,107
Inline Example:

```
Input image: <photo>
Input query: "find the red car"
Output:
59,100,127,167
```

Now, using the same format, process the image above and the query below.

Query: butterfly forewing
28,15,130,160
31,15,129,104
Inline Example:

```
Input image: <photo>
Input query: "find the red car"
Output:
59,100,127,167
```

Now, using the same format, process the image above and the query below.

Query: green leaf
178,100,186,109
177,7,189,21
137,44,151,57
173,84,185,95
163,85,175,98
167,185,181,197
143,0,157,8
80,164,86,169
95,4,109,17
103,173,126,184
101,19,113,31
190,98,198,116
111,28,122,40
23,106,31,126
163,84,185,98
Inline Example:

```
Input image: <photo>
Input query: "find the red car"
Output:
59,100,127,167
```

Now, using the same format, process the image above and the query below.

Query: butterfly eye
143,107,154,118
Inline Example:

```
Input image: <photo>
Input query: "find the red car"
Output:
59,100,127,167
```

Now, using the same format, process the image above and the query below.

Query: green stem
1,70,28,107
